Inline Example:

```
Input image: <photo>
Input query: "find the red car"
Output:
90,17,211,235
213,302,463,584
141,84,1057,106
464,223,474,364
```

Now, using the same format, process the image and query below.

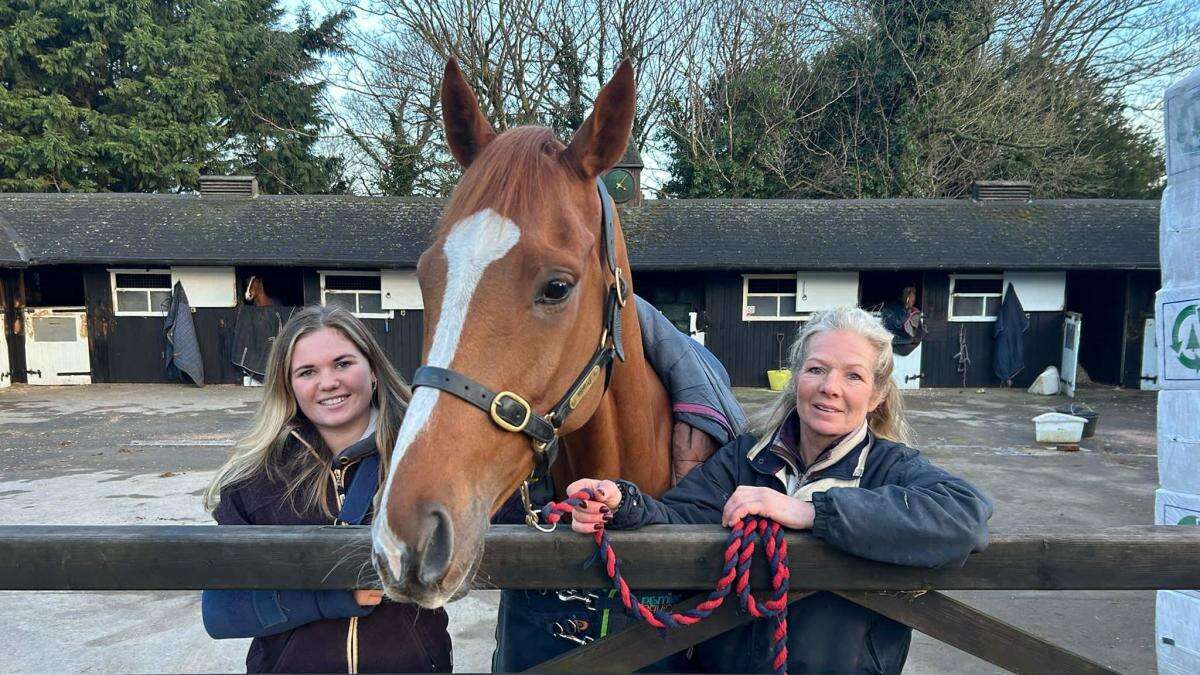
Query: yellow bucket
767,369,792,391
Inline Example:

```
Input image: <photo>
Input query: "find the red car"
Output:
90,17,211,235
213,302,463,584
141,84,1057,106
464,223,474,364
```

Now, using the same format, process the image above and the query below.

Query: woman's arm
201,589,374,639
200,487,374,640
568,437,746,531
810,449,993,568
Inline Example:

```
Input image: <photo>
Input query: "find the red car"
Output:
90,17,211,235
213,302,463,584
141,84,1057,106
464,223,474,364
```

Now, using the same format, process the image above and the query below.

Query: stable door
891,343,923,390
24,308,92,385
0,311,9,388
1060,312,1082,398
1141,318,1160,390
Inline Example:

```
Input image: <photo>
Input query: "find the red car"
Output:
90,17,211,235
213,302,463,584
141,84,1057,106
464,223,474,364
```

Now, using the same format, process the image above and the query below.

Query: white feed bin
1033,412,1088,444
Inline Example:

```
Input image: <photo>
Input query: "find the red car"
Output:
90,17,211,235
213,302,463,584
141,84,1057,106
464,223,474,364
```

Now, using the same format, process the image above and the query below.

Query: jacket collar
331,407,379,466
747,411,871,484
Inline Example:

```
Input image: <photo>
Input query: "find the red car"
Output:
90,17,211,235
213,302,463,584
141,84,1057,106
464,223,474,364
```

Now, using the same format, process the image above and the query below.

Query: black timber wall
83,267,242,384
701,272,806,387
300,272,425,381
917,272,1063,388
82,267,426,385
694,271,1066,388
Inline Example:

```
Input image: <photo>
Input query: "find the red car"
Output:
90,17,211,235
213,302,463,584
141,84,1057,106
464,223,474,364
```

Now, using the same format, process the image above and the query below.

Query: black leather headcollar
411,178,627,481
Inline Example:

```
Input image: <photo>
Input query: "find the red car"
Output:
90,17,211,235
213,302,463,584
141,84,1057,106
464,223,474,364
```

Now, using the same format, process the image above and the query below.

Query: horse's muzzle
370,501,458,608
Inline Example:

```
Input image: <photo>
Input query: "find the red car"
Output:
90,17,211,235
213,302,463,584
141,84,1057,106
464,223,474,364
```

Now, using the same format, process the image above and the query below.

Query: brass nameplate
568,365,602,410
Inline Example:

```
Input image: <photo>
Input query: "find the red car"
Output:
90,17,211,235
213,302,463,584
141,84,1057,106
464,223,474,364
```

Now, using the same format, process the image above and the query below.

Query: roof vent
971,180,1031,202
199,175,258,198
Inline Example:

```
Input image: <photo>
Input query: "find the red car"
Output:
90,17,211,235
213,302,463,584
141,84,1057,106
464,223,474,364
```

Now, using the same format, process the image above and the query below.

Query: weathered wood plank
530,591,817,672
1,525,1198,591
836,590,1119,675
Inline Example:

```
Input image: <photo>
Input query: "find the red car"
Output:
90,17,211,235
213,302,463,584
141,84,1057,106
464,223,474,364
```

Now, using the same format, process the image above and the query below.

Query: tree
662,0,1191,199
660,1,814,198
326,0,712,195
0,0,348,193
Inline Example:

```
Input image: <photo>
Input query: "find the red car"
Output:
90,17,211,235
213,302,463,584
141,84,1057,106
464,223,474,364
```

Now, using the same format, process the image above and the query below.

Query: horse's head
371,59,636,607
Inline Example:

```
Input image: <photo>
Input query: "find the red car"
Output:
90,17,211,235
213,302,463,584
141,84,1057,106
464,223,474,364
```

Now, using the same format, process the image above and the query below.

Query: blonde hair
203,305,411,519
749,306,911,445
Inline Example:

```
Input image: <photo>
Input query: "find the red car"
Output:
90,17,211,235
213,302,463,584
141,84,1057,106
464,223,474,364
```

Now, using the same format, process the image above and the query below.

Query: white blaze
373,209,520,577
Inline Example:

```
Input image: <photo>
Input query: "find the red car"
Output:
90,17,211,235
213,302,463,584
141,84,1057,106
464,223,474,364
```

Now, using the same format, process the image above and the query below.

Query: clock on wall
603,168,637,204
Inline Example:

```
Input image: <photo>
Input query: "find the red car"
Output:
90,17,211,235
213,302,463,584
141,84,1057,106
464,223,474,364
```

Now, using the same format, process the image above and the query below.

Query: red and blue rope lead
540,489,791,675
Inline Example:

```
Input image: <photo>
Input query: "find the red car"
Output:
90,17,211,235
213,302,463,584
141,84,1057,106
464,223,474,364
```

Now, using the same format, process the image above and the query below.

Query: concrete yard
0,382,1159,673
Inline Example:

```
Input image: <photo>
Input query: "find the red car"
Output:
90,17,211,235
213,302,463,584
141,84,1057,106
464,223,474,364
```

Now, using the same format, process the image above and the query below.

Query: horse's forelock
440,126,576,235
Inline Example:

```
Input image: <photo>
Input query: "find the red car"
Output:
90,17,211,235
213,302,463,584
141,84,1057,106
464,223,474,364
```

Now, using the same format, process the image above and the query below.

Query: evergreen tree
0,0,348,193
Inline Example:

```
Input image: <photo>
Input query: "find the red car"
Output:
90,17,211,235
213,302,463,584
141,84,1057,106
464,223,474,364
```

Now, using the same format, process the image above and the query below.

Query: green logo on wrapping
1180,515,1199,526
1170,304,1200,372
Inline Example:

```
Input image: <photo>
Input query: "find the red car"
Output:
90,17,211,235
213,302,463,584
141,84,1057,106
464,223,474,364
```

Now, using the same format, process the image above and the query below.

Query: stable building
0,179,1159,391
621,194,1160,391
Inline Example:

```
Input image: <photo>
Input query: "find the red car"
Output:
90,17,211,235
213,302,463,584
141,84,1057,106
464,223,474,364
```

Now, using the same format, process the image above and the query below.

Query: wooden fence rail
4,525,1195,674
1,524,1198,591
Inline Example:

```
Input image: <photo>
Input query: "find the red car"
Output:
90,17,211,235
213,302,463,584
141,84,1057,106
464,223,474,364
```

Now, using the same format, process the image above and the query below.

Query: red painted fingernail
593,523,603,531
603,513,612,522
599,505,610,513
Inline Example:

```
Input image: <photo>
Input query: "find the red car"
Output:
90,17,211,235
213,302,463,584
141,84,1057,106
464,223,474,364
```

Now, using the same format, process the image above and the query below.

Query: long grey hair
748,306,912,444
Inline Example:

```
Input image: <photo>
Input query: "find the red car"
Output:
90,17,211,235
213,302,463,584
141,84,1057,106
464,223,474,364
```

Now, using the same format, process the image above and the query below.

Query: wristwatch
614,480,641,514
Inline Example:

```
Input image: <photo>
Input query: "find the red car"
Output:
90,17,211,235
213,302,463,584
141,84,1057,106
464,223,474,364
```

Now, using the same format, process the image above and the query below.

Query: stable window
110,269,173,316
742,275,806,321
320,271,392,319
949,275,1003,321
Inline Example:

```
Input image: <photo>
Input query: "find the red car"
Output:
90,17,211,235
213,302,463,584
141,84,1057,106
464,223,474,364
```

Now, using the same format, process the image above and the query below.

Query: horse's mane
440,126,574,233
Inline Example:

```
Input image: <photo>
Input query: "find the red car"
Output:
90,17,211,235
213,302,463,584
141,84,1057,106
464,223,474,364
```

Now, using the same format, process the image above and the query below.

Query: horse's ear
563,60,635,180
441,59,496,168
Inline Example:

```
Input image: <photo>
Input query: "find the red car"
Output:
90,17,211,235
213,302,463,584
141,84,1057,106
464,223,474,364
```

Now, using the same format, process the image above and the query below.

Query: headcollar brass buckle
490,391,532,433
614,267,628,307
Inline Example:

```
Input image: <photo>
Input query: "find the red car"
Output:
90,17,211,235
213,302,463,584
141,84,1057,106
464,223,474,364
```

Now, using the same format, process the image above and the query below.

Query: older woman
567,306,992,674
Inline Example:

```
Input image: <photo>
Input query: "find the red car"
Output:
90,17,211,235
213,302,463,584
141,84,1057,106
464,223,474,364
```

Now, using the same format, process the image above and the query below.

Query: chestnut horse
243,276,276,306
371,60,673,607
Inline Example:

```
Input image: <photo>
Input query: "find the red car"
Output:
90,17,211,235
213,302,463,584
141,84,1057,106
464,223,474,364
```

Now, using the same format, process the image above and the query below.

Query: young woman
567,306,992,674
201,306,451,673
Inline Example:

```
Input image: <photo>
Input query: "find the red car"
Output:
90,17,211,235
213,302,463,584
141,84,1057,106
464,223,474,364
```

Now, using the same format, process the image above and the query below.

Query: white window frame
109,268,174,317
742,274,809,322
319,270,393,319
949,274,1004,322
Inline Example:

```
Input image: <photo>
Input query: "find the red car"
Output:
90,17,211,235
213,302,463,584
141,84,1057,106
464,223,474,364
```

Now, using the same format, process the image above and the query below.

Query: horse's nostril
417,503,454,587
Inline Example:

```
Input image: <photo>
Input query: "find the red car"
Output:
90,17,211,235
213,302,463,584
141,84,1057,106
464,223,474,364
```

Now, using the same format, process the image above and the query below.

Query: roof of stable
0,193,1159,270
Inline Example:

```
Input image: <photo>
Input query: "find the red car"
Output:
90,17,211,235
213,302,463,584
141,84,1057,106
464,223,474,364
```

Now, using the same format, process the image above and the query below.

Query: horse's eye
538,279,574,304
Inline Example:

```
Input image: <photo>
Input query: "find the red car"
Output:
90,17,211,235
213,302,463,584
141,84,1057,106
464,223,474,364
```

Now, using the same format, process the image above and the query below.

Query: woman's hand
354,590,384,606
564,479,621,534
721,486,815,530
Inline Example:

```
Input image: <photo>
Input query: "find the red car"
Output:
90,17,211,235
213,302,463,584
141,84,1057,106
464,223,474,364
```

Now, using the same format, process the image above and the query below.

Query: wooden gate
2,524,1197,673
